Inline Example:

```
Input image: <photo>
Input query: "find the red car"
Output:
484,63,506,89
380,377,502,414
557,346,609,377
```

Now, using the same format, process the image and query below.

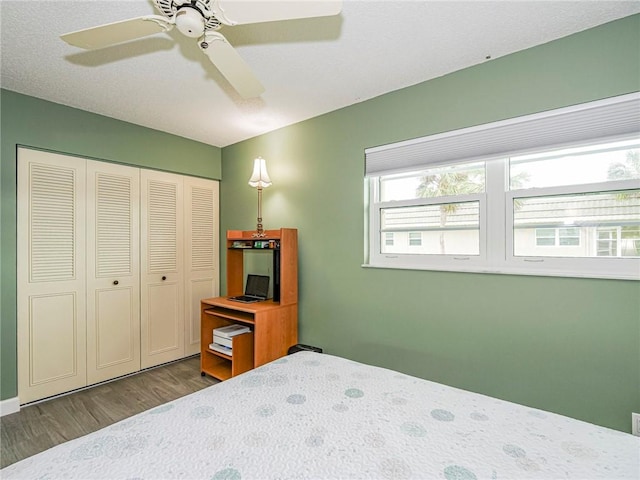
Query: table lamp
248,156,272,237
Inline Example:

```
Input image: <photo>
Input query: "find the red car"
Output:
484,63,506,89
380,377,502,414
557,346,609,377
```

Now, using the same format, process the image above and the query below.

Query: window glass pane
379,162,485,202
408,232,422,246
535,228,556,246
621,226,640,256
597,228,617,256
510,138,640,190
385,232,394,246
558,227,580,246
380,201,480,255
621,226,640,239
513,190,640,258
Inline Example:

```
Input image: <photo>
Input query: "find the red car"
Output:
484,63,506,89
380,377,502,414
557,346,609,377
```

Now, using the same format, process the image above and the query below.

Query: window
375,163,484,260
621,226,640,256
385,232,394,246
509,141,639,261
535,228,580,247
596,226,640,257
408,232,422,246
559,228,580,246
597,228,617,256
365,93,640,280
535,229,556,246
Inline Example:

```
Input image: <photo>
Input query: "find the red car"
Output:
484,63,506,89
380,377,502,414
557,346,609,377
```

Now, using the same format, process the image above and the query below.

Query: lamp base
252,219,266,238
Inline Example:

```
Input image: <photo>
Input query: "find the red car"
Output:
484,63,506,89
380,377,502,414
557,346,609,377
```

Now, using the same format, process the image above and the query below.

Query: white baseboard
0,397,20,417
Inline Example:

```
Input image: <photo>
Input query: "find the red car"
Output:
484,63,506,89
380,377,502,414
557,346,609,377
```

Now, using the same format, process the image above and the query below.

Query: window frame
504,178,640,279
366,144,640,281
363,165,640,280
370,175,489,270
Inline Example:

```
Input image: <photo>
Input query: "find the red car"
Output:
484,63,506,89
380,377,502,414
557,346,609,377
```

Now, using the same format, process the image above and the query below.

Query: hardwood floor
0,356,217,469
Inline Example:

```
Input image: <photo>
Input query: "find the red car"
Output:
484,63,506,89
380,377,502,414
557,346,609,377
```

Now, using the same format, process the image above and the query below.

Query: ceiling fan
60,0,342,98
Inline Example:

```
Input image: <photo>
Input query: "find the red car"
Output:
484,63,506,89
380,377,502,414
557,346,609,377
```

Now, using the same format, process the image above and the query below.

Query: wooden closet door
184,177,219,356
140,170,185,368
86,160,140,384
17,148,87,404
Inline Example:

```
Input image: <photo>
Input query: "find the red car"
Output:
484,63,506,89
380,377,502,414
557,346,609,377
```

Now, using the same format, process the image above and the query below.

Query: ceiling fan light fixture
59,0,343,97
175,7,205,37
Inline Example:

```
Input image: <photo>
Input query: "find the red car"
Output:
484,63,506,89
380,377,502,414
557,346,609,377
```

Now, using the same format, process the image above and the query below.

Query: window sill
362,262,639,281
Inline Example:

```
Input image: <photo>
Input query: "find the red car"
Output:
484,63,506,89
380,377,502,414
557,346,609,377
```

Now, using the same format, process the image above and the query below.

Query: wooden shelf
201,354,232,381
225,228,298,306
201,228,298,381
204,307,255,325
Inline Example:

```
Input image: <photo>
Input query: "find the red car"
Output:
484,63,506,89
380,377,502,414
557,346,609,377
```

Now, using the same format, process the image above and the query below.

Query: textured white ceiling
2,1,639,147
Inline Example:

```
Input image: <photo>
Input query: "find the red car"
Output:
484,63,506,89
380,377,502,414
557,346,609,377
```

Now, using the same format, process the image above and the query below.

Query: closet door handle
162,276,167,281
113,280,119,285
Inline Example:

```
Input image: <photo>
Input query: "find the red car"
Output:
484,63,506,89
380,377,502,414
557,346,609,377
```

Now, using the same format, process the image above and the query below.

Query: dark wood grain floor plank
0,356,216,469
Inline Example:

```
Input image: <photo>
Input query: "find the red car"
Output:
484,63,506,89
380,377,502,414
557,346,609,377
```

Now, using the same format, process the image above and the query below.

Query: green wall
221,15,640,432
0,90,222,401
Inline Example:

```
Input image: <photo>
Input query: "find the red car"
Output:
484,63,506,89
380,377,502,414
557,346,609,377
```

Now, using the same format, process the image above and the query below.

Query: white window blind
365,92,640,176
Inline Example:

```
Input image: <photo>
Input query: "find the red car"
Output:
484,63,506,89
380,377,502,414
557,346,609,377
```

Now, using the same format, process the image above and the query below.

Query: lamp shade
248,157,272,188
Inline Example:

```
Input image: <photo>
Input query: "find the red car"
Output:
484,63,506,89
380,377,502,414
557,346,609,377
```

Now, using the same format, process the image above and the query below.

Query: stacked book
209,324,251,357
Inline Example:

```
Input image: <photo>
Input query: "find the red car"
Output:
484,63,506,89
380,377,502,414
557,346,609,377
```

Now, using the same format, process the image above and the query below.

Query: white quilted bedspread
3,352,639,479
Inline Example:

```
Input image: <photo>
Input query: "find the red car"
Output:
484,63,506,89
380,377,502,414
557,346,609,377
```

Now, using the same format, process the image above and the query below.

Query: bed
2,351,638,479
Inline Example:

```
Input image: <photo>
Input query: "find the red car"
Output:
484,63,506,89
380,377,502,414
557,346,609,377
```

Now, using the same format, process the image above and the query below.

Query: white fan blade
212,0,342,26
200,32,265,98
61,16,173,49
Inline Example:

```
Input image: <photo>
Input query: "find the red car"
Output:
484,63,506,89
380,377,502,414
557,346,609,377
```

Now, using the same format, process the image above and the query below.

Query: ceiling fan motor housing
154,0,222,33
175,7,206,37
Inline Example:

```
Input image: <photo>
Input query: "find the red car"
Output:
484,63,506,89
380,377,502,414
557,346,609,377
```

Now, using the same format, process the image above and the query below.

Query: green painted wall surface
0,89,221,400
221,15,640,432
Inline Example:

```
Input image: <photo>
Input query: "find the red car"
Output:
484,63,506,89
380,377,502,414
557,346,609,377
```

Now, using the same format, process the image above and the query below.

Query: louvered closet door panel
140,170,184,368
17,148,87,404
184,177,219,355
86,160,140,384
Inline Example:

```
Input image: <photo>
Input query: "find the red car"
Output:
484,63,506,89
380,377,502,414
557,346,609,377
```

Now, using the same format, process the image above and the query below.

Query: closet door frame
17,148,220,403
